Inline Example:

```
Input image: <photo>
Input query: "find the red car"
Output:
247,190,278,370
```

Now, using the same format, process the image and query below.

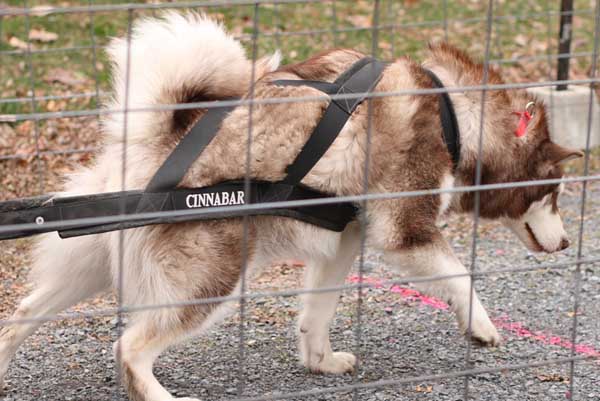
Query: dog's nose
559,238,570,250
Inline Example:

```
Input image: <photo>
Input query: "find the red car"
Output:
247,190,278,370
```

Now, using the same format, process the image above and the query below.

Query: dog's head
499,113,583,253
472,97,583,253
428,43,585,253
425,43,583,253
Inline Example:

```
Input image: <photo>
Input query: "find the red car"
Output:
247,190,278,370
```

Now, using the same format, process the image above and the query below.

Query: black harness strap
423,68,461,171
273,58,387,185
146,102,237,192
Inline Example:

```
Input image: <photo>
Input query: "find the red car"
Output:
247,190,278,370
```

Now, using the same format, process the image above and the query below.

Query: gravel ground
1,181,599,401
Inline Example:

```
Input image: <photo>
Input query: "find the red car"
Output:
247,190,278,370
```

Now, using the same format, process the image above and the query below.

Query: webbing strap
145,101,237,192
423,69,461,171
274,58,387,185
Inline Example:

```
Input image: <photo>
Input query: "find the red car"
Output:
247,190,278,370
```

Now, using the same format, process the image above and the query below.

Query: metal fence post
557,0,574,90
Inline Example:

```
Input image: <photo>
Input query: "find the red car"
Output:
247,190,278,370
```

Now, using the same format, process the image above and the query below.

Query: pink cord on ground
349,275,449,310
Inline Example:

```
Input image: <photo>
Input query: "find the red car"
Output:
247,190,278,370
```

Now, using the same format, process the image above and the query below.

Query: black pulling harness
0,59,460,241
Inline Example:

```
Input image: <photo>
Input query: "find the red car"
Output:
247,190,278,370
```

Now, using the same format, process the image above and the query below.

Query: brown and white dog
0,13,583,401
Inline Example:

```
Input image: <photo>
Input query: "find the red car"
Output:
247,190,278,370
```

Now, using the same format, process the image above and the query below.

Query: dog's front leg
384,235,501,346
298,226,360,374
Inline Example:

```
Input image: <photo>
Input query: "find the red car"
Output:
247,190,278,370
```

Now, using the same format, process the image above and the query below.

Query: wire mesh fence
0,1,599,400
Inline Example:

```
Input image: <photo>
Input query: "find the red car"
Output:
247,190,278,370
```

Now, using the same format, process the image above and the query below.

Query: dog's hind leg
298,225,360,374
384,234,501,346
114,222,245,401
0,233,111,392
116,282,240,401
116,318,185,401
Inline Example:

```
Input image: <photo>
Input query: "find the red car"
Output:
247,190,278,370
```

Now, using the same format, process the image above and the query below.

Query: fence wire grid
0,1,599,401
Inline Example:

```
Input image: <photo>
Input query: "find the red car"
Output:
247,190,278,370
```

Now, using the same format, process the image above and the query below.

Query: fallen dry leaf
379,41,392,50
29,28,58,43
415,384,433,393
347,15,371,28
8,36,30,50
44,68,88,87
0,124,16,149
46,99,61,112
536,374,570,383
15,121,33,136
514,34,528,47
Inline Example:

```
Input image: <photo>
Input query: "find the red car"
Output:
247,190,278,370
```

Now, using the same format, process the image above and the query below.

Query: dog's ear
254,50,282,80
545,142,584,164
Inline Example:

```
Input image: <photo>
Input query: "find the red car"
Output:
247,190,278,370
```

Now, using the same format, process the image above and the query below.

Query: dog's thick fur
0,13,583,401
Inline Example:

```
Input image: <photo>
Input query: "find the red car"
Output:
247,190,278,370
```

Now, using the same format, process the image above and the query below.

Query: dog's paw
308,352,356,374
468,314,502,347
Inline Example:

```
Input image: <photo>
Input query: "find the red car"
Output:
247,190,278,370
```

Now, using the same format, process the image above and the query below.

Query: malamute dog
0,13,583,401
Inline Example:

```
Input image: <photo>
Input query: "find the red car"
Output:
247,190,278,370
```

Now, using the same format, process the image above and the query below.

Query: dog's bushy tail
103,12,280,143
